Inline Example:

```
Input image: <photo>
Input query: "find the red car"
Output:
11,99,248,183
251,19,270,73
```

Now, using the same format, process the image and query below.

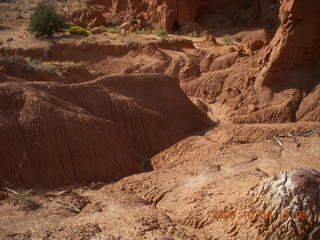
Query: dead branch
4,187,18,195
55,200,81,213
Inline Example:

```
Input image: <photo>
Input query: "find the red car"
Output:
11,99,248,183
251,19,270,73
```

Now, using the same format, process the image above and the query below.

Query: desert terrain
0,0,319,239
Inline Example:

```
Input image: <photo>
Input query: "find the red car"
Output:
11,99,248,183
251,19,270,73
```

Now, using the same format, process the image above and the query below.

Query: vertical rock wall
257,0,320,86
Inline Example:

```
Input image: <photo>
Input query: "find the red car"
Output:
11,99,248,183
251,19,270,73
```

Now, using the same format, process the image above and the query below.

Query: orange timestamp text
211,209,309,220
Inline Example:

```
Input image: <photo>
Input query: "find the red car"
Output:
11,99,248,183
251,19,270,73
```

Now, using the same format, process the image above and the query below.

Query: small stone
248,104,257,112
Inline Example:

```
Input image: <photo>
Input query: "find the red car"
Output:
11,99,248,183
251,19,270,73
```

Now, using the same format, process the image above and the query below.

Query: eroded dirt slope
0,73,212,187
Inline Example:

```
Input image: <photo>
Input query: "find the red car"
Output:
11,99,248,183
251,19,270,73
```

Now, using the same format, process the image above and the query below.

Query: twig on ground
55,200,81,213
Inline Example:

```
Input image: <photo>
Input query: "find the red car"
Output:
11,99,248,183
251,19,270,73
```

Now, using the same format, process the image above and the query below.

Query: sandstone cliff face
255,0,320,121
0,74,212,187
180,0,320,123
258,0,320,86
70,0,256,31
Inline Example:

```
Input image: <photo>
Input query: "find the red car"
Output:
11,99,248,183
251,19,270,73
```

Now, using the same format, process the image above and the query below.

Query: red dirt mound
0,73,212,187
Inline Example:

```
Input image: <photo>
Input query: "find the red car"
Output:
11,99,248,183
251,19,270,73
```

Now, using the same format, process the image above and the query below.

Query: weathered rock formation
69,0,276,31
257,0,320,87
253,0,320,122
181,0,320,123
0,74,212,187
235,169,320,239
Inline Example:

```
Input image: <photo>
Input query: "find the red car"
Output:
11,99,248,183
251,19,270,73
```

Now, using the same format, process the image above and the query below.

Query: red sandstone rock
234,169,320,239
257,0,320,87
68,0,257,31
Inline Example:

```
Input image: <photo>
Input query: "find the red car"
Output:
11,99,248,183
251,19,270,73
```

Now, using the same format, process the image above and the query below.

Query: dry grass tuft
222,34,233,45
25,58,84,74
6,188,41,211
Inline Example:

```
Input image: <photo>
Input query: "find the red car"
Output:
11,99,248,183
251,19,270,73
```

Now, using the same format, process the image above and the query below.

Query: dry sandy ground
0,125,319,240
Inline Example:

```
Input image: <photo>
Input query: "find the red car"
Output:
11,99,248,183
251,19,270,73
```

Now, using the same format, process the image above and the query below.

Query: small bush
129,18,137,24
222,34,233,45
0,54,23,64
68,26,89,36
188,31,199,38
134,29,145,35
25,58,84,74
28,1,66,38
155,29,167,37
101,26,119,34
7,189,41,211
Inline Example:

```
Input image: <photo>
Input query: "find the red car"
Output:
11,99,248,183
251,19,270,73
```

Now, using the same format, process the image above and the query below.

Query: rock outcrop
254,0,320,121
257,0,320,87
235,169,320,240
69,0,269,31
181,0,320,123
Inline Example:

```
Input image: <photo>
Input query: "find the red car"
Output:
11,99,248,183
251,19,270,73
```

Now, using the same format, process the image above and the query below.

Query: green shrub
28,1,66,38
68,26,89,36
134,29,145,35
222,34,233,45
101,26,119,34
188,31,199,38
85,26,92,31
155,29,167,37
